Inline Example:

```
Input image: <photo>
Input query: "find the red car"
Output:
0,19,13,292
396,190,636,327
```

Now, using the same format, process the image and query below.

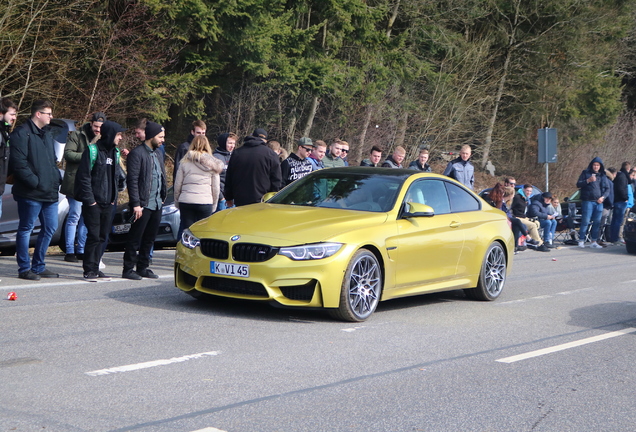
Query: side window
404,180,451,214
446,182,480,213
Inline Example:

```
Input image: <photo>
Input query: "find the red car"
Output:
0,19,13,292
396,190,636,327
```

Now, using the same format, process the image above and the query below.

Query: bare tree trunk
481,49,511,168
395,111,408,147
386,0,400,38
354,105,373,164
19,18,43,109
286,108,297,152
302,95,320,137
85,31,115,121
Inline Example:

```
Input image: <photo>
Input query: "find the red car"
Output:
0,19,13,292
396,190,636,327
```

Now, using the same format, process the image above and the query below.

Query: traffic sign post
538,127,558,191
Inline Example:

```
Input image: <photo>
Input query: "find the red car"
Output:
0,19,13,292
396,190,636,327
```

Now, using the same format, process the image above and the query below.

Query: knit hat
253,128,268,140
145,121,164,140
542,192,553,199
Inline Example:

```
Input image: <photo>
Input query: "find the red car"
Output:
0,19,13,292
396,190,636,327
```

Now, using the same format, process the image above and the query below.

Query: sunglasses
301,146,313,152
341,149,349,153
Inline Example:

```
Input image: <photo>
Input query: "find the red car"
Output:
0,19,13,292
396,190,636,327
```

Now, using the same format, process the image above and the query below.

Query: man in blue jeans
610,162,631,244
576,157,610,249
9,99,62,280
528,191,558,247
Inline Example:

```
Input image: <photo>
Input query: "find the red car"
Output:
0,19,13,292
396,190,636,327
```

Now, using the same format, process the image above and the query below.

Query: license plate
210,262,250,278
113,224,131,234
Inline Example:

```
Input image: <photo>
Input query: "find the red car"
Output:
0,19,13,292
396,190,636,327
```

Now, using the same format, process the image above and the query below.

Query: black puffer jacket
8,119,61,202
576,157,609,202
126,142,167,209
213,133,232,199
0,121,10,193
74,121,120,206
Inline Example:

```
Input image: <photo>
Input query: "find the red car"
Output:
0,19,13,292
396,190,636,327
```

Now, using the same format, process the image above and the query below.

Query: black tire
58,215,68,253
626,241,636,255
465,242,507,301
330,249,382,322
0,247,16,256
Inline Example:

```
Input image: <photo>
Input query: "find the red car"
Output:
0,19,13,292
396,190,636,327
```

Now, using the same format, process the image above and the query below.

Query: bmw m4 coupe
175,168,514,321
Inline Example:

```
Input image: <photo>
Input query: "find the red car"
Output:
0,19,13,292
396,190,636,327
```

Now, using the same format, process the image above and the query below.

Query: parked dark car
0,119,74,255
107,186,180,249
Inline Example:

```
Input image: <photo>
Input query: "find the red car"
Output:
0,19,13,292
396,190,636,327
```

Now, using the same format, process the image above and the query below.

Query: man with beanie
0,97,18,221
213,132,237,211
172,120,206,182
122,120,167,280
280,137,314,186
576,156,610,248
225,128,282,206
61,112,106,263
9,99,61,280
75,120,125,281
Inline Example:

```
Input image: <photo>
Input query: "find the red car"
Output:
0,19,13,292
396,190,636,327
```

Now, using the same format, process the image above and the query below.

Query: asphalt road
1,244,635,432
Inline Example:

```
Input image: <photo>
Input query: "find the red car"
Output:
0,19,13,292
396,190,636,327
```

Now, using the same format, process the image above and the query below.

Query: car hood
189,203,389,245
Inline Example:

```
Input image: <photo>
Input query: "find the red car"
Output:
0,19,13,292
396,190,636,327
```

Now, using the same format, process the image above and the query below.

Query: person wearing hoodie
172,120,206,182
174,135,224,238
576,156,610,248
75,120,125,281
528,192,557,247
213,132,237,210
224,128,282,206
61,112,105,262
609,162,631,243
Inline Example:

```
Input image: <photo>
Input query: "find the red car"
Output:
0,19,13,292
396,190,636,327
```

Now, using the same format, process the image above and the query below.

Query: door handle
449,221,461,228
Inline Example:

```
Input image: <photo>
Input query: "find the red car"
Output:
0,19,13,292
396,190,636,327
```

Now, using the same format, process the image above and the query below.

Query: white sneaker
590,242,603,249
99,259,106,269
578,241,585,248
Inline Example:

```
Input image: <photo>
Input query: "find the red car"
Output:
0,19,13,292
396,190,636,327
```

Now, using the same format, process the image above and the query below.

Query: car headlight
162,204,178,216
278,242,342,260
181,228,200,249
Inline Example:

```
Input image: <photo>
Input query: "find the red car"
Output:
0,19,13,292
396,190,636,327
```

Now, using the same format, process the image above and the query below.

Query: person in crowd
122,121,167,280
213,132,237,211
510,184,549,252
382,146,406,168
502,185,529,252
550,196,577,242
576,157,610,249
340,141,350,166
597,168,615,246
0,97,18,221
74,120,125,281
9,99,61,280
281,137,314,186
323,140,345,168
224,128,282,206
172,120,206,181
134,118,146,142
528,191,557,247
504,177,516,188
267,140,288,162
610,162,631,244
360,146,383,167
60,112,105,263
307,140,326,171
443,144,474,189
174,135,224,236
408,148,432,172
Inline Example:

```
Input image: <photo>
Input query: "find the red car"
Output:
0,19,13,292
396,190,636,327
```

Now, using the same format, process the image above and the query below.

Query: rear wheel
626,240,636,255
331,249,382,322
465,242,506,301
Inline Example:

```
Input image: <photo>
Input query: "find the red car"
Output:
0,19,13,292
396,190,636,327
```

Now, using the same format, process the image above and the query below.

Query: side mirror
262,192,277,202
403,202,434,218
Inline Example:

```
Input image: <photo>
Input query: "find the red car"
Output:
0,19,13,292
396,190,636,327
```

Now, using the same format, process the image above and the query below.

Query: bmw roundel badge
231,235,241,241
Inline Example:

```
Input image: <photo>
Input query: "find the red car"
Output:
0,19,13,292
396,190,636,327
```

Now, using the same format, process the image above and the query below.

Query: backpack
88,143,120,170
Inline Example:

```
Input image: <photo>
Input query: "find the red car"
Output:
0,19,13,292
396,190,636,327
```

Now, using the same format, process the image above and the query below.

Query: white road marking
86,351,219,376
341,326,366,332
496,328,636,363
3,274,172,290
190,428,227,432
496,287,594,305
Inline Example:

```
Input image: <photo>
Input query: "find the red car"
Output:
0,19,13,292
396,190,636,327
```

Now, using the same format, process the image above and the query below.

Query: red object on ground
7,292,17,301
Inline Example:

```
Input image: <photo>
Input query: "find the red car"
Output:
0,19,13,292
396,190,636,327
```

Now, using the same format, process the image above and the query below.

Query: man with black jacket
0,97,18,221
224,128,282,206
75,120,125,281
510,185,549,252
122,121,167,280
9,99,61,280
610,162,631,243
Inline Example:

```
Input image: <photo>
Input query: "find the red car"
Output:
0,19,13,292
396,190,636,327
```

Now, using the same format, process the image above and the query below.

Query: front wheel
331,249,382,322
465,242,507,301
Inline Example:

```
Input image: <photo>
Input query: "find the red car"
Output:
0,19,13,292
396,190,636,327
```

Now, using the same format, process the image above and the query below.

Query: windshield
269,170,405,212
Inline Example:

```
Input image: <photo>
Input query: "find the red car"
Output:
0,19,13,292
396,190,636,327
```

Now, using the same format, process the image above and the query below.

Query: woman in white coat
174,135,224,236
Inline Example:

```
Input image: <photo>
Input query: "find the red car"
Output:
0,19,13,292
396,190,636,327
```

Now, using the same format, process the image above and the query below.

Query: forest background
3,0,636,197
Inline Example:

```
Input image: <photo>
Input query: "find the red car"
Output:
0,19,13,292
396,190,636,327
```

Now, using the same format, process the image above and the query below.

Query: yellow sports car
175,168,514,321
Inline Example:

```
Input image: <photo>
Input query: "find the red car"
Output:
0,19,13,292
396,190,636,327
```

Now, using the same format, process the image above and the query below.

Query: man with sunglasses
9,99,62,280
280,137,314,186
